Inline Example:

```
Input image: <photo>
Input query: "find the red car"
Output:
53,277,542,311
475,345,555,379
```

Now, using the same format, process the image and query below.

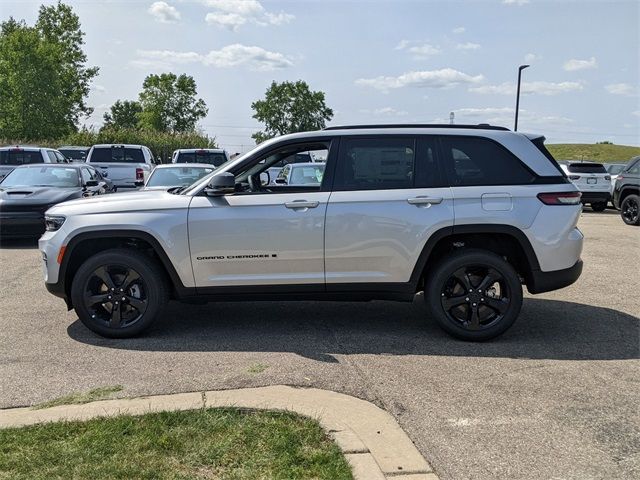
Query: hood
46,189,193,216
0,186,80,211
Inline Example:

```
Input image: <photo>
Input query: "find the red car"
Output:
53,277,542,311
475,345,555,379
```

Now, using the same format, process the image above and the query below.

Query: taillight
537,191,582,205
568,175,580,180
136,168,144,181
604,175,611,181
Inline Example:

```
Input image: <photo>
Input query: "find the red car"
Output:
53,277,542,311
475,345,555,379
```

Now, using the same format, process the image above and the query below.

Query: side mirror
85,180,99,187
134,180,144,187
204,172,235,196
259,171,270,186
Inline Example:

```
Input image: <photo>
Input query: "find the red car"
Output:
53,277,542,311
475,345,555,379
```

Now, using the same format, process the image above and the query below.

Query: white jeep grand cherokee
40,124,583,341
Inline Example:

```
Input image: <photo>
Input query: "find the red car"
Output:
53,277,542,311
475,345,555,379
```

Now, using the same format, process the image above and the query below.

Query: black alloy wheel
621,195,640,226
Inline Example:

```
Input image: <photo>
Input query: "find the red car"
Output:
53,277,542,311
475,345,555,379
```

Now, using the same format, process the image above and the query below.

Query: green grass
247,363,269,374
32,385,123,410
0,407,353,480
547,143,640,162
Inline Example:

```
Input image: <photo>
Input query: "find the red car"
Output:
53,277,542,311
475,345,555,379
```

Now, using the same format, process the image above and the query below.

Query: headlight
44,215,66,232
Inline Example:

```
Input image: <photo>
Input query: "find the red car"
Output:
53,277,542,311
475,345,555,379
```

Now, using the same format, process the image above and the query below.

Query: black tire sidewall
425,249,523,341
70,249,168,338
621,195,640,226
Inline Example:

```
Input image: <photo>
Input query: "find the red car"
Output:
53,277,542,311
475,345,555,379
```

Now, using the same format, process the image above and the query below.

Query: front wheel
424,249,523,341
70,249,169,338
621,194,640,226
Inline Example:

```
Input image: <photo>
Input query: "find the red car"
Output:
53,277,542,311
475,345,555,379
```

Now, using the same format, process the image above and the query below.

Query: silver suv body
40,125,584,341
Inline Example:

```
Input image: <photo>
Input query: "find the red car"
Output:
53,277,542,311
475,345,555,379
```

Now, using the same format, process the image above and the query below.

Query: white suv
560,161,611,211
40,125,583,341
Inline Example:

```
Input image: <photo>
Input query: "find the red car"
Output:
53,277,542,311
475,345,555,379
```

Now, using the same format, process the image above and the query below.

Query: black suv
613,156,640,226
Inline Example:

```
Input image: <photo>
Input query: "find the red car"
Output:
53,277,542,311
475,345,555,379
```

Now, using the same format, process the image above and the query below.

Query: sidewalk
0,385,437,480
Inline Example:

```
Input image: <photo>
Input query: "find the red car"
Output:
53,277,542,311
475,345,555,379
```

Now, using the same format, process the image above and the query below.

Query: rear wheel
424,249,523,341
621,194,640,225
591,202,607,212
70,249,169,338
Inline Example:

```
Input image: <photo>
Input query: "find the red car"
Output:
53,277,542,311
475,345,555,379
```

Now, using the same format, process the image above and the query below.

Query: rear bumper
527,259,583,294
0,213,45,237
579,191,610,204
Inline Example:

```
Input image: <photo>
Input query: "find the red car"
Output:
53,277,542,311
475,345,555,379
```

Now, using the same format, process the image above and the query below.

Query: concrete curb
0,386,437,480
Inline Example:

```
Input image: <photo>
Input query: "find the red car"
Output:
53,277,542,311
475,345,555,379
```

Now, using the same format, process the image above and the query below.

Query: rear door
324,135,454,288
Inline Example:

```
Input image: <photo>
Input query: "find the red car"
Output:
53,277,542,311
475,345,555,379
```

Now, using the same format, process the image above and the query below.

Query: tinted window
441,136,535,186
0,150,43,166
567,163,606,174
626,159,640,175
605,164,625,175
414,137,442,187
90,147,145,163
59,149,87,161
1,166,80,187
175,151,227,167
334,138,415,190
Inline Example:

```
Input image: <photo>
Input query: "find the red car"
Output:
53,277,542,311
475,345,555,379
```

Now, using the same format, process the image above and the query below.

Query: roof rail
323,123,510,131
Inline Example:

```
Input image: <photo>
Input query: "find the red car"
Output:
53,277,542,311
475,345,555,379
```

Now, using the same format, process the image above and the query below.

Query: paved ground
1,210,638,480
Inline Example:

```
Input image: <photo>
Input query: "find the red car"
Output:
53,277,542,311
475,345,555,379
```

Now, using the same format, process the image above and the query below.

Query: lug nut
465,297,469,301
481,298,484,302
472,303,477,307
121,297,126,301
469,289,473,292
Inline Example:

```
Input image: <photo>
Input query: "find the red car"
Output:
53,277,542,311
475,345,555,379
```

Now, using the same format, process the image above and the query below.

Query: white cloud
502,0,530,5
148,1,181,23
563,57,597,71
355,68,484,92
361,107,409,117
524,53,541,63
632,110,640,117
408,44,441,56
395,40,410,50
605,83,636,96
470,80,584,96
452,26,465,34
451,107,573,127
134,44,294,71
203,0,293,30
456,42,481,51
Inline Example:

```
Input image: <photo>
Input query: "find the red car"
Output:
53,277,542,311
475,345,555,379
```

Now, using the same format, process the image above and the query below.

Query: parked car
274,162,326,186
0,164,107,237
41,124,584,341
560,162,611,211
86,144,155,189
613,156,640,226
172,149,229,167
0,146,68,180
58,146,90,163
137,164,215,191
604,163,626,196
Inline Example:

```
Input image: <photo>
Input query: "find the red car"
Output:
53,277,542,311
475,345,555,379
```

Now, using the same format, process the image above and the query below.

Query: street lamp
514,64,530,131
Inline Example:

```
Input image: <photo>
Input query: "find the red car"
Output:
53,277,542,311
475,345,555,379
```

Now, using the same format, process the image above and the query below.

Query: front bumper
0,212,45,237
527,259,583,294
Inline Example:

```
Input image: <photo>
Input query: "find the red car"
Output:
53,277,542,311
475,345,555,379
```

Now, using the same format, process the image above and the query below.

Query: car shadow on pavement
67,297,640,362
0,238,39,249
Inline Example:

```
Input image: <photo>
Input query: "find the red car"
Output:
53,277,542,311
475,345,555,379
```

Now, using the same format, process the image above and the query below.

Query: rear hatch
566,163,610,191
0,149,43,179
87,146,149,187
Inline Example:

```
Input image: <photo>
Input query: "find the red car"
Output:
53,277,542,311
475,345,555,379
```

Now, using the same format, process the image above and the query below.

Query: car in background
613,156,640,226
0,164,108,237
0,146,68,180
86,144,156,190
58,146,90,163
274,162,326,186
136,164,214,191
267,151,325,184
172,149,229,168
560,161,611,211
604,163,626,195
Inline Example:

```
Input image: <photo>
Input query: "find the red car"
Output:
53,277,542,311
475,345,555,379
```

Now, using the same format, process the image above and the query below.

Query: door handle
284,200,319,209
407,196,443,206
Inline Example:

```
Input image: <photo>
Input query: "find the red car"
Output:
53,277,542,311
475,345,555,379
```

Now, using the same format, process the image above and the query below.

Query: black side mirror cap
204,172,235,196
85,180,99,187
134,180,144,187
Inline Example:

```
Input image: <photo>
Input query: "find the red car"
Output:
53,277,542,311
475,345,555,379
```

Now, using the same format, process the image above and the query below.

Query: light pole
514,64,530,131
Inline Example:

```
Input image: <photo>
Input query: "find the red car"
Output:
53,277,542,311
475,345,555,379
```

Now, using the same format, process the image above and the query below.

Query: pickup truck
86,144,156,189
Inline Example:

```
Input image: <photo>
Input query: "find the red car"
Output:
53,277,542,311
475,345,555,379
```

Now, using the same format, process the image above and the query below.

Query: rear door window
90,147,145,163
440,136,535,186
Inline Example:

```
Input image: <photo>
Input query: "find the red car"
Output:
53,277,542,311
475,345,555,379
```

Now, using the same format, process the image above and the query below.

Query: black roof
323,123,510,131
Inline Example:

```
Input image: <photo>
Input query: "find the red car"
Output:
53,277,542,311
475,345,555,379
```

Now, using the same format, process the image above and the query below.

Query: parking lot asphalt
0,209,638,480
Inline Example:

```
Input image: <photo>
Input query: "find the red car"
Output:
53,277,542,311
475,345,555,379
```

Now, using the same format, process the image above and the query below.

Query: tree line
0,1,333,150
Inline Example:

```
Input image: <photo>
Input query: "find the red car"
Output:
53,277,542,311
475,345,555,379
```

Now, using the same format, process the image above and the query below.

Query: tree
251,80,333,144
103,100,142,130
0,2,98,140
137,73,208,133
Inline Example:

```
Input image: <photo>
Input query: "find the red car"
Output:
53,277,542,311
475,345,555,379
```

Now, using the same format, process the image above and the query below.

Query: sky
2,0,639,152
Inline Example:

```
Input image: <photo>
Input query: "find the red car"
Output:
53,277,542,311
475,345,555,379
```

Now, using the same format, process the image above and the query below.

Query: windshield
90,147,145,163
0,150,42,165
605,164,625,175
176,151,227,167
0,166,80,188
147,166,214,187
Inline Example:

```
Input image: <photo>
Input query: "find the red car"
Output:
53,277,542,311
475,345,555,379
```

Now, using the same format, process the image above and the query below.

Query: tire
70,248,169,338
424,249,523,341
591,202,607,212
621,194,640,226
